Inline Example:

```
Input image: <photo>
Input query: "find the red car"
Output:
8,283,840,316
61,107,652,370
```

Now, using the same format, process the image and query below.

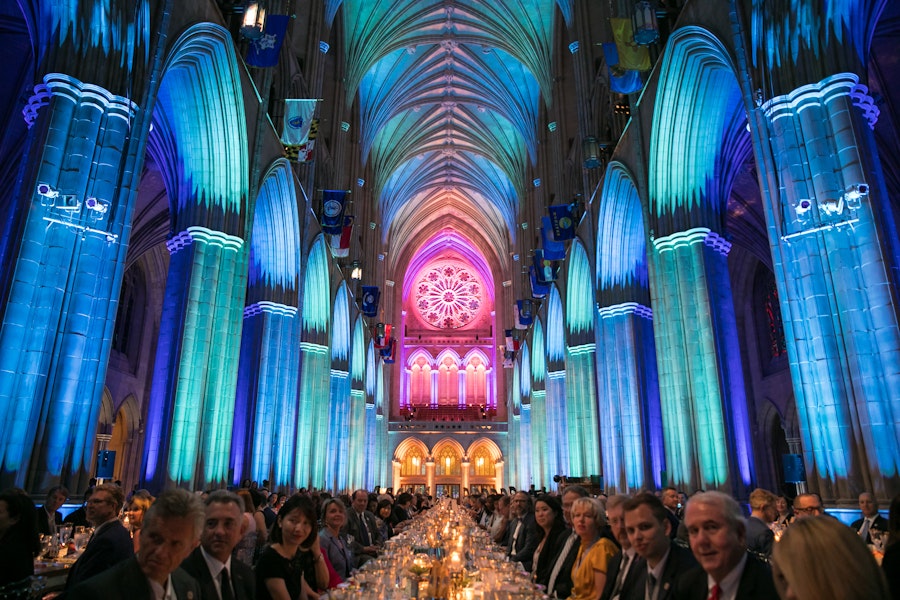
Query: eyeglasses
87,498,113,505
794,506,823,514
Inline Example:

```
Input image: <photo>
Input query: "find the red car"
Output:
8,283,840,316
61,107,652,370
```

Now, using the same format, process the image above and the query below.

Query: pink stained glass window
414,261,484,329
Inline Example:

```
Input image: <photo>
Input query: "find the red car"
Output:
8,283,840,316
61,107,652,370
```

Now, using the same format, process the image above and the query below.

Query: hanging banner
373,323,392,348
548,204,577,241
517,299,534,326
602,43,644,94
503,350,515,369
530,265,550,299
610,18,651,71
329,215,354,257
541,216,566,259
361,286,380,317
246,14,290,67
382,338,397,363
282,99,318,162
320,189,346,235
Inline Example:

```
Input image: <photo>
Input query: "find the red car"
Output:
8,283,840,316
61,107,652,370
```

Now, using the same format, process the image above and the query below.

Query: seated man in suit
342,489,382,567
67,488,203,600
623,492,696,600
600,495,645,600
507,491,540,572
852,492,888,545
181,490,255,600
65,484,134,590
677,491,777,600
37,485,68,538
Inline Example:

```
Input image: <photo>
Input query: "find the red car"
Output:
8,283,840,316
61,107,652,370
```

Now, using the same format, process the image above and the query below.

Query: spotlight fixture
85,197,109,214
36,183,59,199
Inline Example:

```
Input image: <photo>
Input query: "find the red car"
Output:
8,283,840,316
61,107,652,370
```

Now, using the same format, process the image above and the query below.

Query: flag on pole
329,215,354,257
382,338,397,363
246,14,290,67
373,323,392,348
530,266,550,299
541,216,566,259
282,99,318,162
361,286,380,317
602,43,644,94
548,203,577,241
503,350,515,369
320,190,346,235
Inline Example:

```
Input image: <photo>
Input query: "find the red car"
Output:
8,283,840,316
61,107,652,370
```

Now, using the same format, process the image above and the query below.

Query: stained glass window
414,261,484,329
435,446,461,475
401,446,426,476
765,278,787,358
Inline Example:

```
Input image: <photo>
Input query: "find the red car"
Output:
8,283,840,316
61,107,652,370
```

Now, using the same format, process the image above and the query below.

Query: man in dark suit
600,495,645,600
744,488,776,559
65,484,134,590
676,491,777,600
851,492,888,545
623,492,696,600
36,485,68,537
507,491,540,572
661,487,682,541
181,490,254,600
342,489,382,567
67,488,205,600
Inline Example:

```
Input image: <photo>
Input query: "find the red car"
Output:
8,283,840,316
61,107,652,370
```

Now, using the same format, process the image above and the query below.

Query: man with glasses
793,493,825,518
65,483,134,590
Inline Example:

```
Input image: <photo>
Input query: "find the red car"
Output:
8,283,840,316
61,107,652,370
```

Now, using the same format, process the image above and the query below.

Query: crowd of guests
1,480,899,600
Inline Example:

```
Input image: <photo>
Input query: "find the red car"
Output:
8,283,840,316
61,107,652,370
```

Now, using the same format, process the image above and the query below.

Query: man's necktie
859,517,871,543
708,583,721,600
646,573,657,600
220,567,234,600
611,553,632,599
358,512,371,546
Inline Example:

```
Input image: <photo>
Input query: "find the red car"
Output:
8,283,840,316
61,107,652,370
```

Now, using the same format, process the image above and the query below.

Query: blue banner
541,216,566,260
246,15,290,67
529,266,550,298
548,204,577,241
321,190,346,234
602,42,644,94
516,299,534,326
361,285,380,317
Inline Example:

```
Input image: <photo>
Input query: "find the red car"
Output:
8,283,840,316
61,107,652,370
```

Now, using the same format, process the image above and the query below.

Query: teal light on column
165,228,247,486
566,344,600,478
546,287,566,362
566,243,594,334
520,403,532,487
348,389,367,489
332,284,351,361
651,228,729,488
297,342,329,487
328,369,350,490
519,344,531,398
530,390,548,487
531,321,546,383
302,237,331,333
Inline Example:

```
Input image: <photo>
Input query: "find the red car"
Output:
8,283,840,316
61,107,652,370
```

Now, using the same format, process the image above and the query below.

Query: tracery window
437,356,459,406
401,446,426,476
464,356,487,405
409,355,432,406
414,261,484,329
435,446,461,476
470,446,494,477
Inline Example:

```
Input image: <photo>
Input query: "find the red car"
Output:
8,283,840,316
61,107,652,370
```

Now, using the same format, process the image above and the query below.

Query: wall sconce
240,1,267,40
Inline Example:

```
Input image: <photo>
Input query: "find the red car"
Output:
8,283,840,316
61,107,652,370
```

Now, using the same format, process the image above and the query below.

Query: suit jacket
179,547,255,600
626,542,697,600
65,520,134,590
673,553,777,600
67,556,201,600
851,514,888,545
600,550,646,600
507,512,540,572
36,507,63,536
744,516,774,558
342,508,383,553
547,531,580,599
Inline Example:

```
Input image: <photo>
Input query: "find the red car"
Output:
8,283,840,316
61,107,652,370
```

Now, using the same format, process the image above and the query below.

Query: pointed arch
566,240,594,336
546,286,565,362
332,282,351,361
302,236,331,334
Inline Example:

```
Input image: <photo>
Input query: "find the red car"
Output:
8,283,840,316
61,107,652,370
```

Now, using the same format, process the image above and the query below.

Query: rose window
414,262,484,329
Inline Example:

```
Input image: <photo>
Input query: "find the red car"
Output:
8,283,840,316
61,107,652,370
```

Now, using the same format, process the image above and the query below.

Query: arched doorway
392,437,503,497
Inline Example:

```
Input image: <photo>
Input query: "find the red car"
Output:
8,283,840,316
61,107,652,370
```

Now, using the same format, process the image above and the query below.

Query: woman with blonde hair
124,490,154,552
771,515,889,600
568,497,618,600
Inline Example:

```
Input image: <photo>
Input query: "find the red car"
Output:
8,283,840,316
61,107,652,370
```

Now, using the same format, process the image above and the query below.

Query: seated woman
531,495,573,597
375,499,394,541
569,497,618,600
0,489,39,591
256,495,329,600
319,498,355,582
124,490,154,553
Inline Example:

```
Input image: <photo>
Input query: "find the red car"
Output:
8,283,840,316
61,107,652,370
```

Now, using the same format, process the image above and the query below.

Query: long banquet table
326,499,545,599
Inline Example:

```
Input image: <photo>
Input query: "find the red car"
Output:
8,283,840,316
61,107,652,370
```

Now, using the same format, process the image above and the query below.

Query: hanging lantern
240,1,267,40
582,136,601,169
632,1,660,45
349,260,363,281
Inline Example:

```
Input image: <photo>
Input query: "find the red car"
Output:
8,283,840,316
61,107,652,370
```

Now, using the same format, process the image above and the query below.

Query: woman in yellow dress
569,497,618,599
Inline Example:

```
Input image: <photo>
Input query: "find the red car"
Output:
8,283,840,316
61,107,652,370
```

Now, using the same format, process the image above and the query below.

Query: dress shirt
200,545,232,600
706,553,747,600
148,574,178,600
611,547,637,599
645,547,671,600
